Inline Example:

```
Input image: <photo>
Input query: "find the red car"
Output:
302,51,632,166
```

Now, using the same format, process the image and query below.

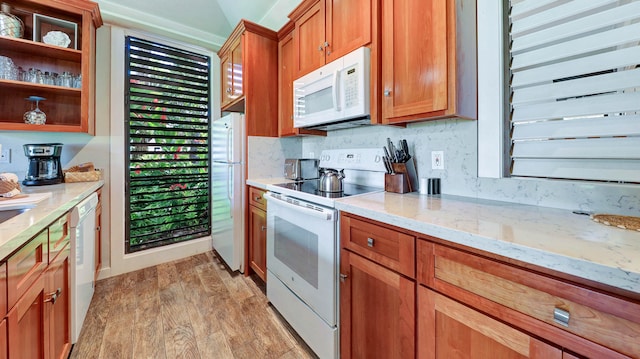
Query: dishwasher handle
70,192,99,227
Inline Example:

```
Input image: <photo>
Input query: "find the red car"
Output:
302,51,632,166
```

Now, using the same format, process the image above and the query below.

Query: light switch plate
431,151,444,170
0,149,9,164
0,149,9,163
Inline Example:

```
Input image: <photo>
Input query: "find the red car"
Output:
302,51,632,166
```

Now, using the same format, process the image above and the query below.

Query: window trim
107,25,218,278
477,0,511,178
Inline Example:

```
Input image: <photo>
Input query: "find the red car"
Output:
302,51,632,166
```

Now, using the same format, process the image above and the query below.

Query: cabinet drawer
49,213,70,263
7,230,48,309
340,214,415,278
249,187,267,211
421,242,640,358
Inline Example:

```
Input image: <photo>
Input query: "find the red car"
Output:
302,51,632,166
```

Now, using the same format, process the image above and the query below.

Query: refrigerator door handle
227,164,233,218
226,127,233,163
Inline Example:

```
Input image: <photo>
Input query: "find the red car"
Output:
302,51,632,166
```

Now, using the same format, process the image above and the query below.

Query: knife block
385,173,410,193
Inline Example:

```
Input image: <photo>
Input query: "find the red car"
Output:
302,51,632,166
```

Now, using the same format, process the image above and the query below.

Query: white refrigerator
211,113,245,272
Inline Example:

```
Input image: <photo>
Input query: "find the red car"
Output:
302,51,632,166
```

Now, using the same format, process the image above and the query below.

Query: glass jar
0,3,24,38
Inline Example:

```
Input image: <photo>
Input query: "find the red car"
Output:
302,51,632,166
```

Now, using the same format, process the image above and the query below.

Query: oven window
298,86,333,116
274,217,319,289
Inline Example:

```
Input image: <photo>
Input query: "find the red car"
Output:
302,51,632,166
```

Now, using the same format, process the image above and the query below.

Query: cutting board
0,192,52,210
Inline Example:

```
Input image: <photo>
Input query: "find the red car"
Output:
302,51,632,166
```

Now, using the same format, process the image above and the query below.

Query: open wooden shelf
0,36,82,62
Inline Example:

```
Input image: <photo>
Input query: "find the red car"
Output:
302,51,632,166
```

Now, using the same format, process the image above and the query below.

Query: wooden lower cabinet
248,204,267,281
417,286,561,358
7,273,46,359
248,186,267,281
0,319,7,359
4,211,72,359
339,249,415,359
340,212,639,359
47,245,71,359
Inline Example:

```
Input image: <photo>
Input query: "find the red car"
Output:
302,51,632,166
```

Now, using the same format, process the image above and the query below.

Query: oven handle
265,192,333,221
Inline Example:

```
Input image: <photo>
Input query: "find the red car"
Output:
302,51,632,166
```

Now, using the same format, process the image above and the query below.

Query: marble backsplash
247,136,302,179
247,119,639,216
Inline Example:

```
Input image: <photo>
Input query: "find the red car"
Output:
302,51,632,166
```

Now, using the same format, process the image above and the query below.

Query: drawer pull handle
255,196,261,201
553,308,570,327
339,273,348,283
367,238,374,247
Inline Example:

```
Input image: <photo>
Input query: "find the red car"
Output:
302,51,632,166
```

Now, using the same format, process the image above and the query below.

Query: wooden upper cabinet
381,0,476,124
220,37,243,109
293,0,325,78
325,0,372,61
218,20,278,137
290,0,373,78
0,0,102,134
278,22,325,137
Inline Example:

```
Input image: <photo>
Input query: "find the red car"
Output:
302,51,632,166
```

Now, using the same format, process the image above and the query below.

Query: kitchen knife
383,156,394,173
401,139,410,161
389,141,397,162
386,138,396,162
403,140,410,161
383,146,391,161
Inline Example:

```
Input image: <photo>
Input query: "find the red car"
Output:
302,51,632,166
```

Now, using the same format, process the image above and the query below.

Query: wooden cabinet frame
340,211,638,359
218,20,278,137
0,0,102,134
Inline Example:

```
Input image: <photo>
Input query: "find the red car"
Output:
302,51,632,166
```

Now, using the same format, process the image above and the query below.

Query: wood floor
70,251,317,359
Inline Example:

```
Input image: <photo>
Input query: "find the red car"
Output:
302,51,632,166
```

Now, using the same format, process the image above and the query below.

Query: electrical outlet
431,151,444,170
0,149,9,164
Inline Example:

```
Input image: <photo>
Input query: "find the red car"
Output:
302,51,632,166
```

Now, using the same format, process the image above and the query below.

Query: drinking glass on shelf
24,96,47,125
60,71,72,87
0,56,17,80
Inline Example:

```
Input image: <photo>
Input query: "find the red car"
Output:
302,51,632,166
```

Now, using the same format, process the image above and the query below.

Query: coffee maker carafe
23,143,63,186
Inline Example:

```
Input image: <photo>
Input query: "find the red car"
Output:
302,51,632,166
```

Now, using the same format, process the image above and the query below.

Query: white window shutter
508,0,640,183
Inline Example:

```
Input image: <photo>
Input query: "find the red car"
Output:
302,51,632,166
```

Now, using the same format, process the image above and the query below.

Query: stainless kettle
319,168,345,193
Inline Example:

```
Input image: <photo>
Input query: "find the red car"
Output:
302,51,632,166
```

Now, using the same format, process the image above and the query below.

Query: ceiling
96,0,301,50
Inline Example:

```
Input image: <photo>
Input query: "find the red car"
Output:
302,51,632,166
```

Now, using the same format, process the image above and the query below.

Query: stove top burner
273,179,380,199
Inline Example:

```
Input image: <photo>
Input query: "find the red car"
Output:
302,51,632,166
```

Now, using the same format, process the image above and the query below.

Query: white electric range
264,148,386,359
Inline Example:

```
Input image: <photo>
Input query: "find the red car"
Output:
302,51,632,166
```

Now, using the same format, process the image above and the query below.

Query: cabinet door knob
318,45,324,52
261,225,266,231
553,307,570,327
226,88,232,93
367,237,375,247
339,273,348,282
384,90,391,97
323,41,330,48
45,288,62,304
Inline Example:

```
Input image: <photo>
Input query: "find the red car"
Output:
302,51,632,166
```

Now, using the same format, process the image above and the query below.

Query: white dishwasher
70,192,98,344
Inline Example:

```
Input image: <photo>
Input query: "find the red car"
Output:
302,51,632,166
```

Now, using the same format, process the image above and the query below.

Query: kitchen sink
0,208,31,225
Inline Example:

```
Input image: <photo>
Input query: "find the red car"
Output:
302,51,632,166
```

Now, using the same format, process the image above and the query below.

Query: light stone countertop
334,192,640,296
246,177,293,190
0,181,104,260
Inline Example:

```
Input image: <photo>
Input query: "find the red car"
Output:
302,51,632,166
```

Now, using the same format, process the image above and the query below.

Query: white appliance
265,148,386,359
70,192,98,344
293,47,370,131
211,113,246,272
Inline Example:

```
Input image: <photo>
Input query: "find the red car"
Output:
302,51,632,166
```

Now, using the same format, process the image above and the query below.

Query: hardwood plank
70,251,316,359
132,313,166,359
99,317,133,359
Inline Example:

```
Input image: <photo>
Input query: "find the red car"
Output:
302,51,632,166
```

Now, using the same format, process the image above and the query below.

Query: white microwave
293,47,370,130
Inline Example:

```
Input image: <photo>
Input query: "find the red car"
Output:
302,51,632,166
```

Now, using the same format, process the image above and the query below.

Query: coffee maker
23,143,64,186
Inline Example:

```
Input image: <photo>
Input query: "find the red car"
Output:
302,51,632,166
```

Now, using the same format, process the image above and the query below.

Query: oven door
265,192,337,326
